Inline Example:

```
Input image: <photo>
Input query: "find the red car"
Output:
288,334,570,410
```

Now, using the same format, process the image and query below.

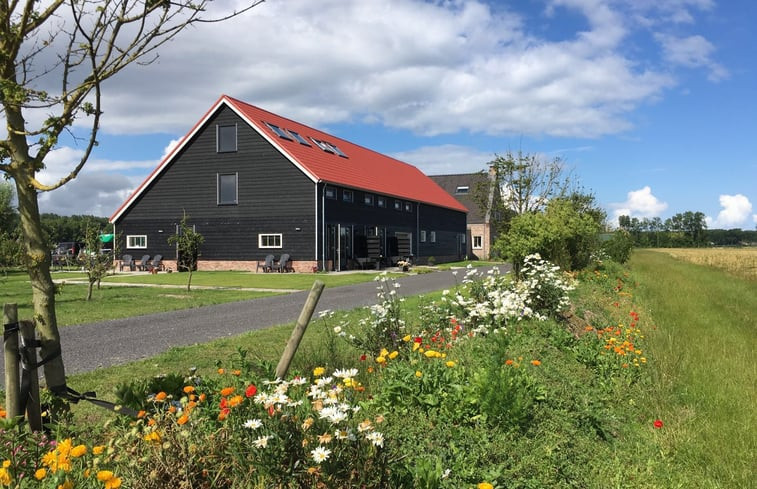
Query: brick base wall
180,259,321,273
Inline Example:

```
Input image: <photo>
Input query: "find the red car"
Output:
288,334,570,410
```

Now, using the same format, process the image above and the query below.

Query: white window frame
377,196,386,208
127,235,147,249
404,202,413,212
455,186,469,194
420,230,427,242
364,194,374,206
394,200,402,210
430,231,436,243
473,235,483,249
217,173,238,205
216,124,237,153
259,233,283,249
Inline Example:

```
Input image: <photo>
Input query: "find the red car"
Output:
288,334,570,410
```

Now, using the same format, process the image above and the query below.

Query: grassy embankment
630,249,756,487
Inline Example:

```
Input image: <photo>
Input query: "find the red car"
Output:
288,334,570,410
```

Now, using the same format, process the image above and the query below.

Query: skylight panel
311,137,348,158
264,122,293,141
456,186,469,194
288,130,311,146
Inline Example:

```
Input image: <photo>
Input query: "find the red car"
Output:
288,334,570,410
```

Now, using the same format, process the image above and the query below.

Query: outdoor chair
149,254,164,271
257,254,275,273
274,254,293,273
136,254,150,271
119,254,135,271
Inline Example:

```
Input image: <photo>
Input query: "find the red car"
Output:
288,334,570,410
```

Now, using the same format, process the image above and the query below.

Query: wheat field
650,247,757,280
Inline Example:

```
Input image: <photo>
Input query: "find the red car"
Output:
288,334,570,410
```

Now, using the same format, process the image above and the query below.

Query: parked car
51,241,84,266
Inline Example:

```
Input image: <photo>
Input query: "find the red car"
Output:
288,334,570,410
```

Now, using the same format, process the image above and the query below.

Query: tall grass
631,250,756,488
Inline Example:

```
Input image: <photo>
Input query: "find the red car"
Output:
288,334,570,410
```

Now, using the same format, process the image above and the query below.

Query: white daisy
310,446,331,463
243,419,262,429
253,435,272,448
366,431,384,447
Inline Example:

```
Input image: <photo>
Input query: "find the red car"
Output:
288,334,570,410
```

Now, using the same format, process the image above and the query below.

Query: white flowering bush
518,253,574,317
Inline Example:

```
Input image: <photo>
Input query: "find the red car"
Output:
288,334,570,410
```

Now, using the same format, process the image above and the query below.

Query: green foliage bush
601,229,634,264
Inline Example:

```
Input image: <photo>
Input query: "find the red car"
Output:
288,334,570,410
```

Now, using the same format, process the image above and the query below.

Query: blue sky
32,0,756,229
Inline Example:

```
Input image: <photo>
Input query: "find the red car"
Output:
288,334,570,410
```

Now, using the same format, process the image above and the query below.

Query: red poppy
359,354,367,361
245,384,257,398
653,419,663,429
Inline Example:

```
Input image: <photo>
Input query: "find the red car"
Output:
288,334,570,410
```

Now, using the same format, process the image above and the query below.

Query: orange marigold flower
530,360,541,366
220,387,235,397
154,391,167,402
228,395,244,408
232,369,241,376
137,410,146,418
217,368,225,374
92,446,105,455
71,444,87,458
183,385,195,394
505,359,514,366
177,414,189,425
199,393,207,402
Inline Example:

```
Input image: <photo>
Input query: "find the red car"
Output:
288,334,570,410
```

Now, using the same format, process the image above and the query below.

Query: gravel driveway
2,265,509,383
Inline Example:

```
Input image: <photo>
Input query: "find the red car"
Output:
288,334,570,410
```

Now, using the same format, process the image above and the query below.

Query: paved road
2,266,509,381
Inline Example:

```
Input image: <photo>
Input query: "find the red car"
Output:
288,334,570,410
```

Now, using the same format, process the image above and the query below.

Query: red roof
111,95,467,222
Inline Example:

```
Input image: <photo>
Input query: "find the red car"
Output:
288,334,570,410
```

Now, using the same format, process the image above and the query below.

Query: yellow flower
445,361,456,368
97,471,122,489
388,351,399,360
71,444,87,458
415,371,422,378
105,477,122,489
0,467,10,486
313,367,326,377
35,468,47,480
478,483,494,489
97,470,115,481
375,356,386,364
1,461,8,469
92,445,105,455
57,480,73,489
424,350,441,358
412,342,420,352
402,335,411,342
143,431,162,443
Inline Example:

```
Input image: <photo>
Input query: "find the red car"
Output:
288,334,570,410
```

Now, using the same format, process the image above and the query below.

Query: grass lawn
630,249,756,488
0,269,393,326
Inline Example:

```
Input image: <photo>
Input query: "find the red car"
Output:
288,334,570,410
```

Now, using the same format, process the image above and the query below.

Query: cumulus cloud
390,145,495,176
36,147,158,217
655,33,729,81
610,186,668,221
706,194,755,229
6,0,700,139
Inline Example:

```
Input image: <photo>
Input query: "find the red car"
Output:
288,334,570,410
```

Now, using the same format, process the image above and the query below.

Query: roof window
311,138,348,158
455,186,469,194
288,130,311,146
264,122,293,141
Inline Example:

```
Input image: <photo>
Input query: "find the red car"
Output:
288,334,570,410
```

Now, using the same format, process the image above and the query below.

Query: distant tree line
0,181,110,269
618,212,757,247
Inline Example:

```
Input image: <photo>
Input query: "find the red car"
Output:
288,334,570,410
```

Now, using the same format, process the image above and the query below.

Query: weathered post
3,303,21,419
275,280,325,379
20,320,43,431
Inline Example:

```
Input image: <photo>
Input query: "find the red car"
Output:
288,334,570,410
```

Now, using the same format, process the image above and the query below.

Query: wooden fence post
20,320,43,432
3,303,21,420
275,280,325,379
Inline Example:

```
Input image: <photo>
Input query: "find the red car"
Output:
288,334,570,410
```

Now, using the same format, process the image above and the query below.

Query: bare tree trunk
14,171,67,392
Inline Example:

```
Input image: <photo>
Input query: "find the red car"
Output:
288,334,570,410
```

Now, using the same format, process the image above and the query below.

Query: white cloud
33,0,681,139
36,147,157,217
655,33,729,81
610,186,668,221
706,194,754,229
390,145,494,176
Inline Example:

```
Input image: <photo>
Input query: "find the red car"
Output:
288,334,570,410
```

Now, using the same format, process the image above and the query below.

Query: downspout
416,202,420,260
314,182,318,267
321,182,326,271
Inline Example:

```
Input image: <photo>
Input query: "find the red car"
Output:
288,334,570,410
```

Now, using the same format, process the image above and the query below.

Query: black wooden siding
115,106,317,263
114,105,467,266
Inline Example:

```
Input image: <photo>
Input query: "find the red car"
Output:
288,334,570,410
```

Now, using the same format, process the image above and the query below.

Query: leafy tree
0,181,19,233
495,197,602,277
0,1,262,393
486,150,571,227
79,222,118,301
168,212,204,291
602,230,634,264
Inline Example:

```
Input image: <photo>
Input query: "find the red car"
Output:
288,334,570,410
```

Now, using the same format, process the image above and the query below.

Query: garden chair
257,254,275,273
149,254,164,271
274,253,293,273
136,254,150,271
119,254,135,271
